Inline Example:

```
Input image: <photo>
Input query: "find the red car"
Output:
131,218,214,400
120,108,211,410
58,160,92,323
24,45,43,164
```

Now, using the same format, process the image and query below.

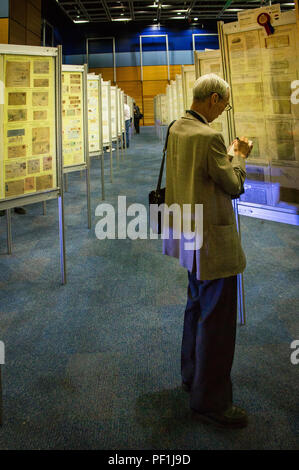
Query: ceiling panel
55,0,295,23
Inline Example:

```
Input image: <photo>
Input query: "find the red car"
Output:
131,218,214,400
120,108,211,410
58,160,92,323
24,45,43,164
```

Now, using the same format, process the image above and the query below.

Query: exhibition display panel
166,83,174,124
87,73,105,200
62,64,91,228
170,80,179,121
87,73,102,156
194,49,230,147
109,85,118,180
181,65,196,111
175,74,184,120
101,80,111,147
62,65,86,168
219,5,299,224
0,44,66,283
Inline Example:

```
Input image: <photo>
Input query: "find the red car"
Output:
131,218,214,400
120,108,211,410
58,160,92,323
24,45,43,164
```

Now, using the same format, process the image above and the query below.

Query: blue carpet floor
0,127,298,450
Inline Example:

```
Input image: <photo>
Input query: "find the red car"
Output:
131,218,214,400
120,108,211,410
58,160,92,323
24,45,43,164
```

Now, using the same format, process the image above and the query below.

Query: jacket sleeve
207,133,246,196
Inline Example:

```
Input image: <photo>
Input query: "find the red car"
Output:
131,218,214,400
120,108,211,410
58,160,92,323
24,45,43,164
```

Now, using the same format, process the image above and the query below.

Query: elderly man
163,73,252,428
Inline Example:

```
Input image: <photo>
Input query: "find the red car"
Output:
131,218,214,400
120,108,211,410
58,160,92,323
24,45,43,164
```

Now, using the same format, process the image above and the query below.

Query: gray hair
193,73,229,101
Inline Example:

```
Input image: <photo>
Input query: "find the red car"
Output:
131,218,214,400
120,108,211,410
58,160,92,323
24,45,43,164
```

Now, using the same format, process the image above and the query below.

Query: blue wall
43,1,219,68
64,27,219,67
0,0,9,18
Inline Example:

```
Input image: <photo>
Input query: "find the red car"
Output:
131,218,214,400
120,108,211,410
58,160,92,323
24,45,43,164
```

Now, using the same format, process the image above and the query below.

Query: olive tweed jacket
163,111,247,280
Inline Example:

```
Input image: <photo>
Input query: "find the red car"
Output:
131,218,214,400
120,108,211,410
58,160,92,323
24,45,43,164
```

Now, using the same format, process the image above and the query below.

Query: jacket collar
185,110,209,125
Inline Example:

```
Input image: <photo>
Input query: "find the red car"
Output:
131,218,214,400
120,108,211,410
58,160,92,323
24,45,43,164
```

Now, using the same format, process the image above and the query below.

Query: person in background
163,73,252,429
124,97,131,148
133,102,143,134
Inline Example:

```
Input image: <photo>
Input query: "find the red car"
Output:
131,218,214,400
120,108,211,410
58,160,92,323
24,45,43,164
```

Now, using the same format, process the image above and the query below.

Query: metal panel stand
233,200,246,325
64,173,68,192
42,201,47,216
86,167,91,229
6,209,12,255
120,134,124,159
110,148,113,182
0,366,2,426
58,195,66,285
116,140,120,168
101,153,105,200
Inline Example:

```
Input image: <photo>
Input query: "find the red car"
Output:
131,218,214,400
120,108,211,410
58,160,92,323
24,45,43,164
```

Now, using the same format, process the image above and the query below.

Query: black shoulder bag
148,121,176,233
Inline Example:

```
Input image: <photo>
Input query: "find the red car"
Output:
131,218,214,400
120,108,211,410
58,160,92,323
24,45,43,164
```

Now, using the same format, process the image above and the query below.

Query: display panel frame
181,65,196,112
218,8,299,225
0,43,66,283
87,72,103,158
61,63,91,228
61,64,88,173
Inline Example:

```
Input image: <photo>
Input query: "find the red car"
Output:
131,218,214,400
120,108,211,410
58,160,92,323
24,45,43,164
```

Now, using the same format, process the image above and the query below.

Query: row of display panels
153,6,299,223
0,44,133,204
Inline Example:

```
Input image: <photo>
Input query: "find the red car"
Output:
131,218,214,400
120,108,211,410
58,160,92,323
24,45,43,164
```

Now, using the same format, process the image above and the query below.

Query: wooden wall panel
29,0,41,10
0,18,9,43
10,0,27,26
9,19,26,45
89,64,189,125
143,65,168,81
89,67,115,83
26,30,41,46
117,80,142,107
142,80,168,125
142,65,185,81
116,66,141,81
170,65,183,80
26,2,41,36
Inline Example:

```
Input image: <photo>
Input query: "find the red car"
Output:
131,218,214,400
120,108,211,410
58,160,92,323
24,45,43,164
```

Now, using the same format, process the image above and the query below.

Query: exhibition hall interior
0,0,298,450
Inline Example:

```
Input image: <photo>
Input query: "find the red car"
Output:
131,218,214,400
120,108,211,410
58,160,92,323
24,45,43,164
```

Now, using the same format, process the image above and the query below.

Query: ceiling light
194,17,198,20
177,12,181,15
112,18,132,21
73,19,89,23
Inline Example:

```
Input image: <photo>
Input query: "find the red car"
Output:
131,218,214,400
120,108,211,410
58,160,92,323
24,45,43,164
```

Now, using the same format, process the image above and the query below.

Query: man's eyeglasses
210,92,232,112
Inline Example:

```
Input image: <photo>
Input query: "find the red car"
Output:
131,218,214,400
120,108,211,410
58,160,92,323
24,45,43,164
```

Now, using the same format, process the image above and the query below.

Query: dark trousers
125,119,130,147
181,272,237,413
134,118,140,134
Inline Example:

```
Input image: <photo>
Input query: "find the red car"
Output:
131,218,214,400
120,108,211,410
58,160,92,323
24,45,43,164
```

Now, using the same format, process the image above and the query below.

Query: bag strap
186,109,207,125
156,120,176,191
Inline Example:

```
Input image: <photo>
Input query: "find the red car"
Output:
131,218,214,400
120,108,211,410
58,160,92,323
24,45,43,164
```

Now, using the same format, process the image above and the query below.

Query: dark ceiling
55,0,295,23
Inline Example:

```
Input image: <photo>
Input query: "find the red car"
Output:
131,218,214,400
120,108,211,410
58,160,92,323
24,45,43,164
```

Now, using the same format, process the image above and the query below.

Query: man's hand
233,137,253,159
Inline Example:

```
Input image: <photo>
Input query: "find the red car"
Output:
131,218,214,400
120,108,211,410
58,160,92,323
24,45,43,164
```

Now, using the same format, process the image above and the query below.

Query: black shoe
182,382,191,392
192,405,248,429
14,207,26,215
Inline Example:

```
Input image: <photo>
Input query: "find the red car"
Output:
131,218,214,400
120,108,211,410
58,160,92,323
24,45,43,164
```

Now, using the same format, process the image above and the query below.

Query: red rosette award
257,12,275,35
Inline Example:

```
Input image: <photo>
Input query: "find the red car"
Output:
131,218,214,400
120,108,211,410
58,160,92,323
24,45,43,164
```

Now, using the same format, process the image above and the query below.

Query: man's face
209,90,231,122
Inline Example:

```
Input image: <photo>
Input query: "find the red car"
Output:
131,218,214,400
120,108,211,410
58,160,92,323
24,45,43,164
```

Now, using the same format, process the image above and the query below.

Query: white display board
170,80,178,120
121,90,125,133
175,74,184,119
110,86,117,140
62,64,86,168
194,49,230,147
101,79,111,146
181,65,196,111
0,45,59,202
117,87,122,137
220,7,299,224
87,73,101,155
166,84,174,124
